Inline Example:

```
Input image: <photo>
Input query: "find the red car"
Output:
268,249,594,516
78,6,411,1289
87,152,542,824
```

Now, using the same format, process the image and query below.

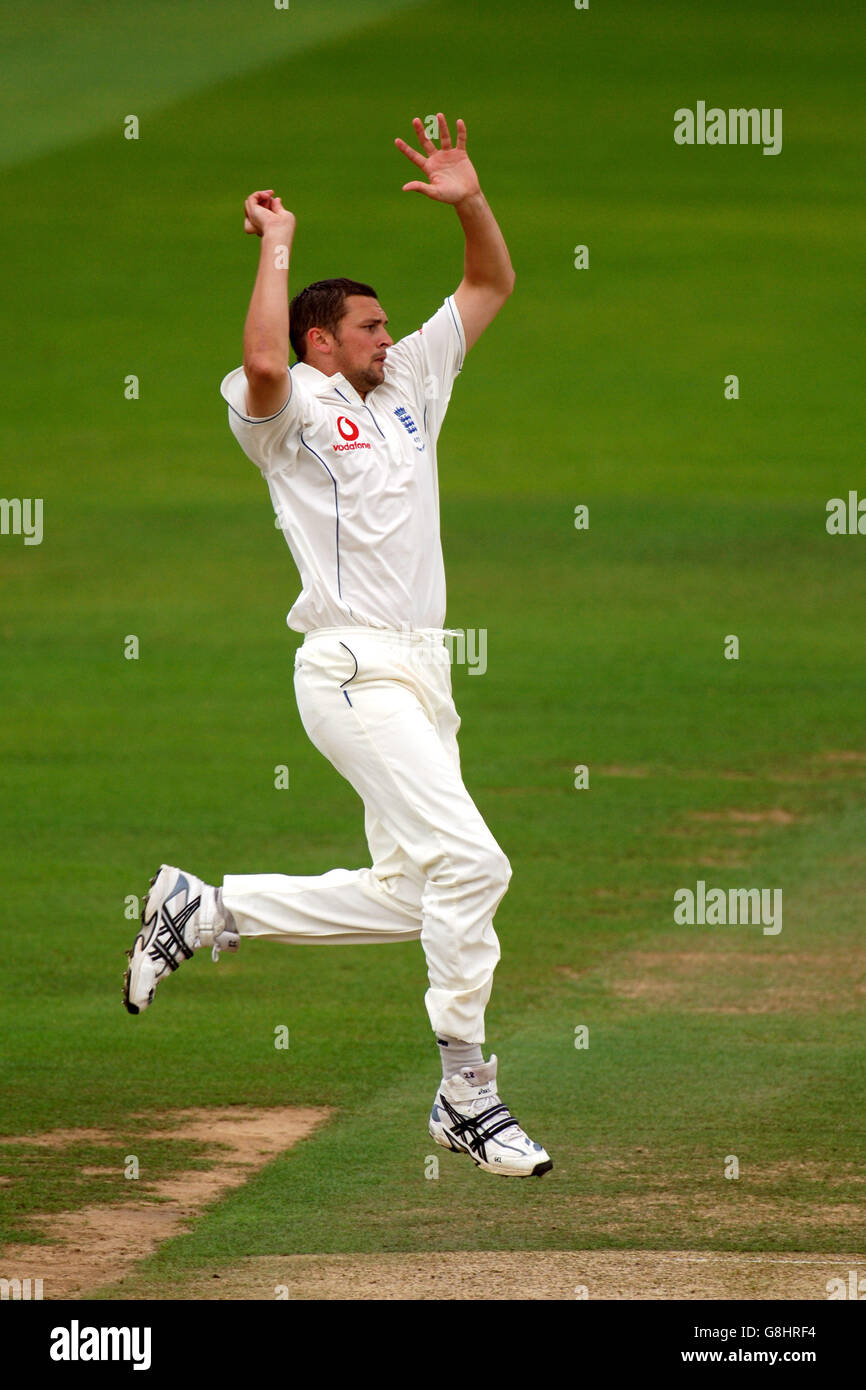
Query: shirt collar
290,360,383,406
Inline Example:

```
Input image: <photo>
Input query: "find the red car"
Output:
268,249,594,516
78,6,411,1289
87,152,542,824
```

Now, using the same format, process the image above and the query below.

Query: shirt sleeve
384,295,467,443
219,367,300,475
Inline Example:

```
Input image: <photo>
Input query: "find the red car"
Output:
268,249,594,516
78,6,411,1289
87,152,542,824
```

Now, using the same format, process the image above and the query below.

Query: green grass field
2,0,865,1300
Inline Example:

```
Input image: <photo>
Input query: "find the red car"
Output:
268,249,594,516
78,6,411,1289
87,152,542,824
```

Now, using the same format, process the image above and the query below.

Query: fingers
412,115,437,155
243,194,260,234
244,190,275,216
394,115,464,189
244,191,269,222
396,116,464,157
402,181,439,199
243,190,292,235
394,136,427,170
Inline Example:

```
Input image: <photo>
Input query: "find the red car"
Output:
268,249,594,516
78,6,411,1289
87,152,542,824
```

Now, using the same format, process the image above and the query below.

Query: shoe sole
430,1126,553,1178
122,869,162,1015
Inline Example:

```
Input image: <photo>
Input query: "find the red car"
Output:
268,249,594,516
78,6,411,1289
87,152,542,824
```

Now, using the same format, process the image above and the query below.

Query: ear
307,326,332,355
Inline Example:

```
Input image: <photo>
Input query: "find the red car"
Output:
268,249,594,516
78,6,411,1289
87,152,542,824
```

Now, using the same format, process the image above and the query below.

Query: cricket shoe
123,865,238,1014
429,1055,553,1177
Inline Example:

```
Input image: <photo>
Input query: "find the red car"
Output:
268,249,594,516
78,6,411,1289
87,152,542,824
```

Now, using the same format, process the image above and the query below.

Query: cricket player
124,115,552,1178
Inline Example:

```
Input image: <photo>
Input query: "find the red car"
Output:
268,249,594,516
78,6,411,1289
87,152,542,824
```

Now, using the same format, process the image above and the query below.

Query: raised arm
395,115,515,352
241,190,296,418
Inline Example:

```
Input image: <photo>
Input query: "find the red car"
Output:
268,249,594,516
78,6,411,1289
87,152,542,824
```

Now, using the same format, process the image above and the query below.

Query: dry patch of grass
0,1107,330,1299
138,1248,866,1301
609,947,866,1014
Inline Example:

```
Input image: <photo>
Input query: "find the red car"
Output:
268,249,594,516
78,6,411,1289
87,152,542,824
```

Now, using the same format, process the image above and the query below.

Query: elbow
244,355,288,384
490,266,515,301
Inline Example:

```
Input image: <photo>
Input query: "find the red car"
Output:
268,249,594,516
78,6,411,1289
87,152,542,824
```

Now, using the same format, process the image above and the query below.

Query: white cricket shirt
220,295,466,633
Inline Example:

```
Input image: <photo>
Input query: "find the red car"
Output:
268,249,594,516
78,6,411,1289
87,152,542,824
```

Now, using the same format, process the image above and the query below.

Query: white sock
437,1035,484,1081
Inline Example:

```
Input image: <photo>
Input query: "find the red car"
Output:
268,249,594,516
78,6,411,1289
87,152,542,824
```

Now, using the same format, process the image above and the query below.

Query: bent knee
477,843,512,896
426,841,512,898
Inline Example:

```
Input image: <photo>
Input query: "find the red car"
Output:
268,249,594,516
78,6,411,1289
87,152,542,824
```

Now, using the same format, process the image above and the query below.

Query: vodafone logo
333,414,370,452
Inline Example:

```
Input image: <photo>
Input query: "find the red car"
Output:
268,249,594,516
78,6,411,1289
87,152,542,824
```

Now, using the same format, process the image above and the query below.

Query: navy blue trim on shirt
334,385,386,441
446,296,464,371
299,432,352,615
361,402,386,438
226,381,292,426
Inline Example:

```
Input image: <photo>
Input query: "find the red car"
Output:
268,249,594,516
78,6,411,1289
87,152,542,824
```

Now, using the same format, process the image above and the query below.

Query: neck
304,358,370,400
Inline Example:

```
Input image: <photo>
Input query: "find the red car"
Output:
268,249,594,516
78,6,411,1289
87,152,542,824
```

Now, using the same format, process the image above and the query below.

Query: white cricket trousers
221,627,511,1043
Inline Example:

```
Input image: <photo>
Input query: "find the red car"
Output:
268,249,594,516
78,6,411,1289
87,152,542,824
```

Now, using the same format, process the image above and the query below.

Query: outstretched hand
394,115,481,204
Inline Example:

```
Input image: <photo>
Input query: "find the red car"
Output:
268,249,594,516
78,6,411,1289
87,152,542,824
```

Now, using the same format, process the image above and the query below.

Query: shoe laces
444,1085,523,1154
146,898,198,972
467,1090,522,1142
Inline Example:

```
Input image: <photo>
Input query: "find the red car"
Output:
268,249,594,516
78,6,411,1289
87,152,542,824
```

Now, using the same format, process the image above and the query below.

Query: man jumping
123,115,552,1179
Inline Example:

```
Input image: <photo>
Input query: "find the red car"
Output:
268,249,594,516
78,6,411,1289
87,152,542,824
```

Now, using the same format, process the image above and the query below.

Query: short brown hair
289,278,378,362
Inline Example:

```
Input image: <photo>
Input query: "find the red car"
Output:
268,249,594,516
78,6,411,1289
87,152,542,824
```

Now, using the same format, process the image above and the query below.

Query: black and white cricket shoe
123,865,238,1014
429,1055,553,1177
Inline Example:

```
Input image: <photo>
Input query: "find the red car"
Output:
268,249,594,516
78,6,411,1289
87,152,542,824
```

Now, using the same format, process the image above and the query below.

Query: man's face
328,296,393,395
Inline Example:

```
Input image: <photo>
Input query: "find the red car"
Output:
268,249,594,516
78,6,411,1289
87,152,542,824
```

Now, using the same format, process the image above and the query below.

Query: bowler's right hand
243,190,296,238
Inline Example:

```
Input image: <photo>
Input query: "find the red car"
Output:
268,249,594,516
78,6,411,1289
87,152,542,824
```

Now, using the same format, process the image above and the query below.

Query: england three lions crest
394,405,426,452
